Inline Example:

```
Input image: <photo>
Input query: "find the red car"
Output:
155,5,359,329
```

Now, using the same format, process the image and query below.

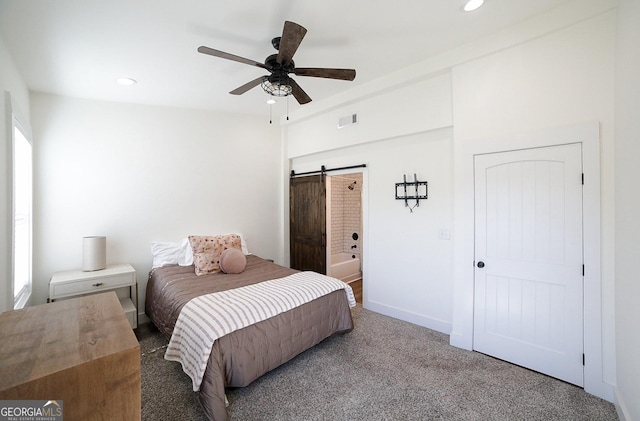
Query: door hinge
582,173,584,185
582,265,585,276
583,354,585,366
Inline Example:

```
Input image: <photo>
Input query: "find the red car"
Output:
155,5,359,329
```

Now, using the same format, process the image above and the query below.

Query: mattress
145,255,354,420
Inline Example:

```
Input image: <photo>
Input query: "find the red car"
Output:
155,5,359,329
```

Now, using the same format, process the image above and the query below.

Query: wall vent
337,113,358,129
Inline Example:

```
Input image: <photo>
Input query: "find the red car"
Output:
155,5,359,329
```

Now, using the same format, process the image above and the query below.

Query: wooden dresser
0,292,140,420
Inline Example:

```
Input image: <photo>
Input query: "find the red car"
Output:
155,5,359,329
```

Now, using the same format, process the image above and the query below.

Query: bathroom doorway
326,172,363,303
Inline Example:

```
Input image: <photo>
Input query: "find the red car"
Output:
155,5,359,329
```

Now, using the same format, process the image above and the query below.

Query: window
12,118,32,309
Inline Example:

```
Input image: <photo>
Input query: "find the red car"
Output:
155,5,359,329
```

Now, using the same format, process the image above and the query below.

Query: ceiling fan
197,21,356,104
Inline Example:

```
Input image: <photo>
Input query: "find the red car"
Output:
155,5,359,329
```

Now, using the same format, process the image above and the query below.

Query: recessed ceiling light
463,0,484,12
116,77,137,86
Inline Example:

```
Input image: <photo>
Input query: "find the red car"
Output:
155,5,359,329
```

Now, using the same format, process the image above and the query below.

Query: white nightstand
49,263,138,328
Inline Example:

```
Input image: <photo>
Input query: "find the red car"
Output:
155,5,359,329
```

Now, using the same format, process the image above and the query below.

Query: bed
145,254,355,421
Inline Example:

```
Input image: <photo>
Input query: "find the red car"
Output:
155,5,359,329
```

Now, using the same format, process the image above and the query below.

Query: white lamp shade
83,236,106,271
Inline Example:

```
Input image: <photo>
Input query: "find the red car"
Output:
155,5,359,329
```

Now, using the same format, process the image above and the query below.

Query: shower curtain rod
290,164,366,178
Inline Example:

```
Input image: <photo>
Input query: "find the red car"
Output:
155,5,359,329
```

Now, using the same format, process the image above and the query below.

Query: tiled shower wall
330,173,363,257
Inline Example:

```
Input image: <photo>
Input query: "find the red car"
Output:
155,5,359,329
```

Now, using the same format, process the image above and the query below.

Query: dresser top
0,292,139,391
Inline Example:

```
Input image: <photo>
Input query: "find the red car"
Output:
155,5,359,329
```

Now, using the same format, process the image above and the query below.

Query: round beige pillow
219,248,247,274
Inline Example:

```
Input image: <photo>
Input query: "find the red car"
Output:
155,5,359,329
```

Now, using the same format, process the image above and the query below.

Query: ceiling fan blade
277,21,307,65
288,78,312,104
198,46,269,70
294,67,356,81
230,76,266,95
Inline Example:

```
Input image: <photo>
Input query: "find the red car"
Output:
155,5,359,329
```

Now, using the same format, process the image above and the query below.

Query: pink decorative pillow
219,248,247,274
188,234,242,276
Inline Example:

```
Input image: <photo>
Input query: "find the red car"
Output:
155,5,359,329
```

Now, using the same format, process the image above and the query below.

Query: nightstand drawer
51,272,135,299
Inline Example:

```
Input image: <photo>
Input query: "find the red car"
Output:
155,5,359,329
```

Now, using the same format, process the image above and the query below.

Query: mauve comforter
145,255,354,421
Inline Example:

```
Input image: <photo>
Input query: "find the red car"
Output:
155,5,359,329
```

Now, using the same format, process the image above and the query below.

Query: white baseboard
363,300,451,334
614,386,632,421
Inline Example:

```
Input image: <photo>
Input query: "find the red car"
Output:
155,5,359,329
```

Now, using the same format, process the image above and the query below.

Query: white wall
0,33,31,314
30,93,282,320
286,71,454,333
291,128,454,333
287,74,453,158
284,0,618,403
614,0,640,419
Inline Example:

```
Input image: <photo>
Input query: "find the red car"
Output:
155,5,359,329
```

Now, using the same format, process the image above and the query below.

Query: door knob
477,261,485,268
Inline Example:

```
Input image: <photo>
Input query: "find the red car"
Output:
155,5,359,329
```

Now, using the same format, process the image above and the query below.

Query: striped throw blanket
165,271,356,391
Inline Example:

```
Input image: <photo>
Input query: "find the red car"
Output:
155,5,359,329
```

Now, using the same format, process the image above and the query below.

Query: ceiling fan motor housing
265,54,295,72
267,73,290,85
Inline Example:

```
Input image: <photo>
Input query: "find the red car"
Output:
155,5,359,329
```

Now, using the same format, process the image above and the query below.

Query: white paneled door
473,143,584,386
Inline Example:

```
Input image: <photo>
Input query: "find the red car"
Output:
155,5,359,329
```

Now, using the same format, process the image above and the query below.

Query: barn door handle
321,232,326,247
477,261,485,268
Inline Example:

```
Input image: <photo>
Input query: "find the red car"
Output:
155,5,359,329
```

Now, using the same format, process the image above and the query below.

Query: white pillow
177,237,193,265
151,238,193,268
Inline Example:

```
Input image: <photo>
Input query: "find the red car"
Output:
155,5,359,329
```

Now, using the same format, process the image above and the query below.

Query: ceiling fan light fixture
463,0,484,12
261,76,292,97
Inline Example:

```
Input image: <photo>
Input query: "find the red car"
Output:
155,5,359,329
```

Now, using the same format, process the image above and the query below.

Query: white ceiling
0,0,574,117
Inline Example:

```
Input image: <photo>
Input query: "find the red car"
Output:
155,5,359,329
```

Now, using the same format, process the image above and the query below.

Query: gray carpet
136,306,618,420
